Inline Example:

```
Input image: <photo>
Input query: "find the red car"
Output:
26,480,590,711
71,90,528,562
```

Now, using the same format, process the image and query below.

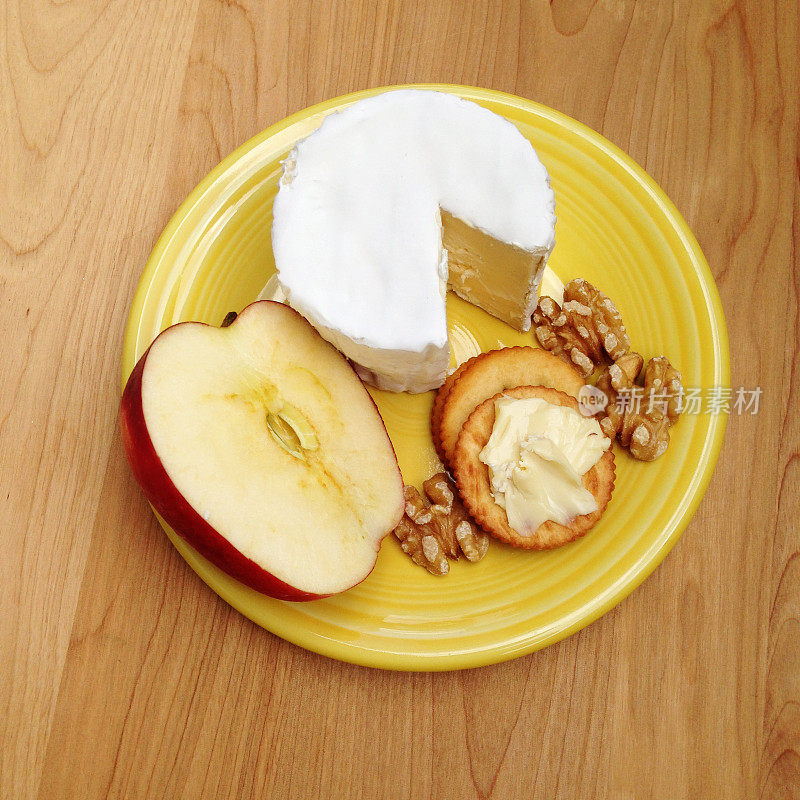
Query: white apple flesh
120,301,404,600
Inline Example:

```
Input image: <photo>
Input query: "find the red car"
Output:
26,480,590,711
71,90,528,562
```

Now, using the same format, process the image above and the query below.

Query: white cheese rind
272,89,556,392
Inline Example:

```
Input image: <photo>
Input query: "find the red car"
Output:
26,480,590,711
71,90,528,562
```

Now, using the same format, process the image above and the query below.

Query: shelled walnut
645,356,683,425
595,352,683,461
594,351,643,440
532,278,630,376
393,473,489,575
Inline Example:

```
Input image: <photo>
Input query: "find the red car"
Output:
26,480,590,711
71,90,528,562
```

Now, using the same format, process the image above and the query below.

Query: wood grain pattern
1,1,797,798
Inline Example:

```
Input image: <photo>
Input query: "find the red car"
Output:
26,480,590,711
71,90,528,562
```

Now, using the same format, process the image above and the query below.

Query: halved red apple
120,301,404,600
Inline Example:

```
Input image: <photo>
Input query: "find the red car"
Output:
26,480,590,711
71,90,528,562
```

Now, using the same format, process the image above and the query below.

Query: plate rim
122,83,730,671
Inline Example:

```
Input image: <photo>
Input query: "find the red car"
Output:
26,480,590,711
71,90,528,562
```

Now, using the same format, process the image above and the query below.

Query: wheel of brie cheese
271,89,556,393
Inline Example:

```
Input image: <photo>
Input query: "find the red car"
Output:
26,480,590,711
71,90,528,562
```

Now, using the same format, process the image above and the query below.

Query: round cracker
439,347,585,468
430,359,472,463
453,386,615,549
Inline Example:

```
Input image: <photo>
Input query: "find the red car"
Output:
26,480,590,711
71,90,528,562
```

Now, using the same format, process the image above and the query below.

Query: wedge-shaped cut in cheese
442,211,546,332
272,89,556,393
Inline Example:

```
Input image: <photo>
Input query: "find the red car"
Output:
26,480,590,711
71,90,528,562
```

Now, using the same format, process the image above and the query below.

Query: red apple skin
119,329,330,602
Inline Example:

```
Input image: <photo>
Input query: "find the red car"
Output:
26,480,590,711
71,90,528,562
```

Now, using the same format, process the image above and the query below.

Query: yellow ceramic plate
122,85,729,670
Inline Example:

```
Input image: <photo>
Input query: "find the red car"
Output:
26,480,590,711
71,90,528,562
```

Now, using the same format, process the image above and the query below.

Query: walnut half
532,279,631,376
393,473,489,575
595,352,683,461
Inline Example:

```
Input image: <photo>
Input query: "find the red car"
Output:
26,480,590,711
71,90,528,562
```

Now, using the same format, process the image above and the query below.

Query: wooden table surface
2,2,798,798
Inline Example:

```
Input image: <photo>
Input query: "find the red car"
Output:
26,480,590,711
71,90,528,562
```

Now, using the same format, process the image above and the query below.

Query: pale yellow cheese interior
441,210,548,332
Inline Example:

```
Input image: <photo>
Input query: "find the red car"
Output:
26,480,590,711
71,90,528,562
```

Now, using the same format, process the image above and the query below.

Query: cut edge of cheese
441,210,551,333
